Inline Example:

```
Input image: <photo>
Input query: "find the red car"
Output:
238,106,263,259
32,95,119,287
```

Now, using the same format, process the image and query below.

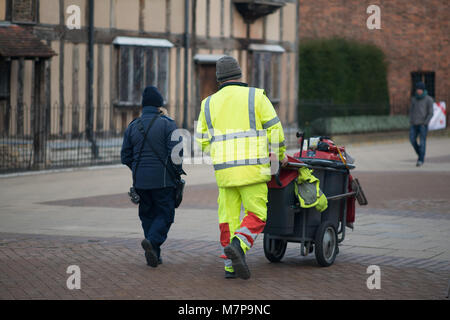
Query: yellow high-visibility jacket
196,83,286,187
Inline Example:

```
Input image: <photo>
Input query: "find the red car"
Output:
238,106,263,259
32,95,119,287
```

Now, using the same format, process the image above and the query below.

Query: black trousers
136,187,176,258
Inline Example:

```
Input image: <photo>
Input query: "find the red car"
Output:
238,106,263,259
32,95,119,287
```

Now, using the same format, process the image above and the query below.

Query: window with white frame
114,37,173,107
250,44,284,105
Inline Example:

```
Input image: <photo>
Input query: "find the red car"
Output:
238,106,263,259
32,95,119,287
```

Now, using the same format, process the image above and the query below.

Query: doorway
194,54,226,123
195,63,218,118
198,64,217,100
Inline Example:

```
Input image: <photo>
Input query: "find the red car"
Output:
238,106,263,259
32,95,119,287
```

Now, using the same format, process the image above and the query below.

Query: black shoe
141,239,158,268
224,238,251,280
225,271,236,279
158,257,163,265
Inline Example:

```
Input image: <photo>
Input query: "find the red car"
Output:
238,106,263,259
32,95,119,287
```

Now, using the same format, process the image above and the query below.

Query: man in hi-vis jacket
196,56,288,279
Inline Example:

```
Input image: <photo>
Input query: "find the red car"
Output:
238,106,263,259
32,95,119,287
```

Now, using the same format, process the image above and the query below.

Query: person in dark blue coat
121,86,183,267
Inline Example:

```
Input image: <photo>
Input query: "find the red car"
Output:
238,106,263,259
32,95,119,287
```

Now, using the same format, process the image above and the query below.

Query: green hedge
298,38,390,127
311,115,410,136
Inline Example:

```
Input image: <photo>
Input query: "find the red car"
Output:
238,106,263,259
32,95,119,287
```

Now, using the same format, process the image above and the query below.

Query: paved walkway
0,136,449,299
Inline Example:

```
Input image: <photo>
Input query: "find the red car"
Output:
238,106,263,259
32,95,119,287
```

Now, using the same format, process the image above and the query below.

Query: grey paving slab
0,137,449,280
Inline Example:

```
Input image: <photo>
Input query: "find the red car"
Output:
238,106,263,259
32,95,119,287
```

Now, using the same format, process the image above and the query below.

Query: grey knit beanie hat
216,56,242,82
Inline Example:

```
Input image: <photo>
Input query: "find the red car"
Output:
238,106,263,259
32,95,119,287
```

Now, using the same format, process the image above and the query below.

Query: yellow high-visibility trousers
218,182,268,272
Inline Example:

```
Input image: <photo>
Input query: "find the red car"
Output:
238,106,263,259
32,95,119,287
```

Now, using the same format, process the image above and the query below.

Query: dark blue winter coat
121,106,183,190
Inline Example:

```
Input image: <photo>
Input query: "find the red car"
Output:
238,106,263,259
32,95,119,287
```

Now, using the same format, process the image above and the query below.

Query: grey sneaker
224,238,251,280
416,161,423,167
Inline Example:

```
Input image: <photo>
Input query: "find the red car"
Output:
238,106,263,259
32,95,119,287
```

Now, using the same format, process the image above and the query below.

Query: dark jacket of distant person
121,87,182,190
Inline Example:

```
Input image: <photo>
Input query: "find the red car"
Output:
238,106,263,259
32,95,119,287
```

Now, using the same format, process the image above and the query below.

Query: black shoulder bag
136,116,185,208
128,115,159,205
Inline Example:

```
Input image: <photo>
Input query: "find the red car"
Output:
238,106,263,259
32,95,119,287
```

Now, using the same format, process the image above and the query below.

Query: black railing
0,104,124,174
1,95,447,174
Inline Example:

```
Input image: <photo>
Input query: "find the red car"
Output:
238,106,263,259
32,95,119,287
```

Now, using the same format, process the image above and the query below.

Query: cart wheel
263,234,287,263
314,221,338,267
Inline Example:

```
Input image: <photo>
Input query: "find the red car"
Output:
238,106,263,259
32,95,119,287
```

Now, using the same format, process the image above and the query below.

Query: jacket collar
142,106,160,116
415,90,428,100
218,81,249,91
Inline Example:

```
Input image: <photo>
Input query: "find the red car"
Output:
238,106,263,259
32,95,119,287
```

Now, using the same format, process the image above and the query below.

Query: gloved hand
281,155,289,167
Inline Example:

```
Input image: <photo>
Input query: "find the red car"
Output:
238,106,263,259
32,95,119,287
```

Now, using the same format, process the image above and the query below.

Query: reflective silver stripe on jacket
204,96,214,137
194,132,210,140
262,116,280,129
204,87,257,141
213,157,270,171
248,87,256,130
206,88,269,171
212,130,266,142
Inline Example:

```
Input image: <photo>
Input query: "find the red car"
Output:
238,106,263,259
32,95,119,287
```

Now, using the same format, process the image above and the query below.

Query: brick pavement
40,170,450,213
0,232,448,300
1,139,450,300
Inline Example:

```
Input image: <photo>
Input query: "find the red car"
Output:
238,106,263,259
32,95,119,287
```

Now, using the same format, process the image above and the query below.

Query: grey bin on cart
263,162,349,267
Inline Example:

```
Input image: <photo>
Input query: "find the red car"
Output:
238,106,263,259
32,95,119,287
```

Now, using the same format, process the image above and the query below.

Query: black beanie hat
415,81,425,90
142,86,164,107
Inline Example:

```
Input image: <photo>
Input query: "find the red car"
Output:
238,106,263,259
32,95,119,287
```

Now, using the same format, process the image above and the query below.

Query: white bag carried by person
428,101,446,131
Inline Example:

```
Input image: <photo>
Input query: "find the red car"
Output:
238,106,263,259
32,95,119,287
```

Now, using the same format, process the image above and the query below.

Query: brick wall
299,0,450,114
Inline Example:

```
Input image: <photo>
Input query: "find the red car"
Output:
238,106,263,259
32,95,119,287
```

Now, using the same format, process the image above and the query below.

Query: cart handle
274,162,282,186
326,192,357,201
284,162,348,173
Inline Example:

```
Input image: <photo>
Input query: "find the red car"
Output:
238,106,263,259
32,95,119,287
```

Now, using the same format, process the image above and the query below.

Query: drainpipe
294,0,300,128
182,0,190,129
87,0,98,158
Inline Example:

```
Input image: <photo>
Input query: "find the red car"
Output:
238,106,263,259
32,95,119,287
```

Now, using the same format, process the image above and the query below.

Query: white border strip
194,54,225,64
113,36,174,48
249,43,285,53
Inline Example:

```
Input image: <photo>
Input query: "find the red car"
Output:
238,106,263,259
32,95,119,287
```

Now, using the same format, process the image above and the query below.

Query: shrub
311,115,410,136
298,38,390,128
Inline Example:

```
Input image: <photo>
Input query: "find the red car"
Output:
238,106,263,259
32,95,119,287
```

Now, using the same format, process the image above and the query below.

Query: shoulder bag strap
136,116,179,183
132,115,159,186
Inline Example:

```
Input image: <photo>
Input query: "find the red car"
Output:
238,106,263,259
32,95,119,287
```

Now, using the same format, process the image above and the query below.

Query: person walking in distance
409,81,434,167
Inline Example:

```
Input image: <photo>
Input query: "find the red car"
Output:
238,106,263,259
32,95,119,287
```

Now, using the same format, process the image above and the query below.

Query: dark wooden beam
59,0,65,136
139,0,145,33
16,58,24,136
96,44,104,132
71,44,79,136
32,59,48,169
166,0,171,34
32,24,296,52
